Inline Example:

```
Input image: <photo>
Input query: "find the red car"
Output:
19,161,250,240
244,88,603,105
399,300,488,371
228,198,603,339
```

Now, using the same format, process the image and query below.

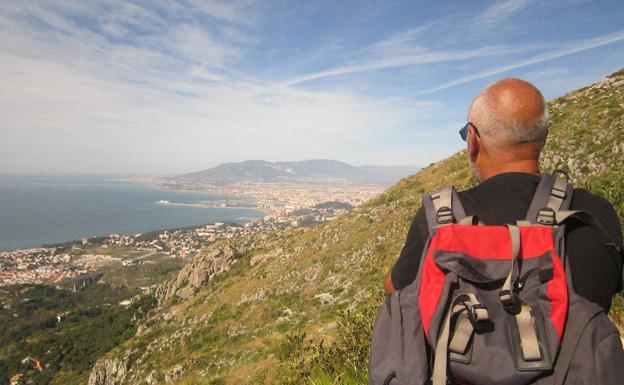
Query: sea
0,175,265,251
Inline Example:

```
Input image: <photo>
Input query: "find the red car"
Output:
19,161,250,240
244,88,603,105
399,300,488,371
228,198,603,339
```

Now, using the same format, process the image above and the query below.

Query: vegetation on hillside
279,69,624,384
0,284,155,385
0,245,183,384
98,255,185,289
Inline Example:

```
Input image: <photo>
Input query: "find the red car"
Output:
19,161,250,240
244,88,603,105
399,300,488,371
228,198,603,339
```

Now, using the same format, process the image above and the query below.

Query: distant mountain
172,159,419,186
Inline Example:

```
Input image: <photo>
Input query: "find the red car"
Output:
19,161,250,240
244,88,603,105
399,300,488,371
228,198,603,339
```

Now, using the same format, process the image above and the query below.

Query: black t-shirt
390,172,624,312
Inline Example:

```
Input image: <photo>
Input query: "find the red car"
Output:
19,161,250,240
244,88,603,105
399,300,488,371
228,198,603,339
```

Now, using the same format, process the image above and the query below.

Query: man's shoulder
570,186,622,243
570,187,616,213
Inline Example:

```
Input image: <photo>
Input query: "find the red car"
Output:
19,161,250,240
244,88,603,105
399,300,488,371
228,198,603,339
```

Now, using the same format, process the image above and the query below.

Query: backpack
369,173,624,385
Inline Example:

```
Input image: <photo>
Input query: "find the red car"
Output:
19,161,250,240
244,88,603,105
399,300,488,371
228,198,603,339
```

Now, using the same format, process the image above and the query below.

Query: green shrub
0,285,156,385
588,165,624,227
279,290,383,385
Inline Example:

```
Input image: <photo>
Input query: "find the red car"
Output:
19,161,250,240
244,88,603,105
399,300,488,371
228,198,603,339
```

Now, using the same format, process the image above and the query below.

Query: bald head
468,78,549,156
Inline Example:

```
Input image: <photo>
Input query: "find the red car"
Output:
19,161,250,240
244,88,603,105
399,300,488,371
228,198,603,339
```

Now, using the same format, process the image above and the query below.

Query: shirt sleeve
568,190,624,312
390,207,430,291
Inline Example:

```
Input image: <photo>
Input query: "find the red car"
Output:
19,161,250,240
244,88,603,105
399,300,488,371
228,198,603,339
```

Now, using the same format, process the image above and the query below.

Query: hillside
84,70,624,385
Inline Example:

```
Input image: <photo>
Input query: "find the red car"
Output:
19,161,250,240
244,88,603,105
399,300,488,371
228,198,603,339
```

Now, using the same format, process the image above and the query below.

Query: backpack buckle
465,303,489,333
551,186,567,200
436,206,454,224
536,208,556,226
467,303,488,321
499,290,521,314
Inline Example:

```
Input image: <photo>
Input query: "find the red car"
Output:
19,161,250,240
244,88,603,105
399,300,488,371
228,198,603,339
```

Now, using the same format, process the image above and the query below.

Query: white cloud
186,0,257,26
282,44,537,87
0,2,247,87
476,0,535,26
0,1,437,174
518,67,583,98
418,30,624,95
370,25,431,56
157,24,237,68
1,1,623,174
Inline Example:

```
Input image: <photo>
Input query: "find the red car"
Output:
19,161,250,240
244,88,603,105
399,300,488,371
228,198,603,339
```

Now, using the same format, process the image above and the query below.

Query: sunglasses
459,122,480,141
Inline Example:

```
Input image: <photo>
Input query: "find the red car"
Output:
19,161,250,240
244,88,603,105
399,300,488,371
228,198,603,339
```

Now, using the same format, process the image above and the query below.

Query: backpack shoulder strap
525,173,623,283
555,210,623,256
525,173,574,225
422,186,467,234
525,173,575,279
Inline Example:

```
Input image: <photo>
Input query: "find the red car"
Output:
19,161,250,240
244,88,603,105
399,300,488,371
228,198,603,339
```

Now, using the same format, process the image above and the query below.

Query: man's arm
384,207,429,294
384,271,395,295
568,190,624,312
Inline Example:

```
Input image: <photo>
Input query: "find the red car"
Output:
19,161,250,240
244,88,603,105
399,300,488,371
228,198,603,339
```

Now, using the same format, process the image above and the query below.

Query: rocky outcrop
85,232,288,385
89,359,130,385
164,364,184,383
88,354,132,385
145,370,159,385
146,232,287,307
147,244,244,305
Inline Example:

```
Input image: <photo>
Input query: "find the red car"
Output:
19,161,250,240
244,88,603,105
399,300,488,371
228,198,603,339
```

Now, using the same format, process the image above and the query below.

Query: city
0,197,357,287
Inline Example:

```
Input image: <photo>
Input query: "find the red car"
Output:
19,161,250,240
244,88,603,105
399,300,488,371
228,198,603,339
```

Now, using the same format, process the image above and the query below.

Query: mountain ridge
171,159,420,186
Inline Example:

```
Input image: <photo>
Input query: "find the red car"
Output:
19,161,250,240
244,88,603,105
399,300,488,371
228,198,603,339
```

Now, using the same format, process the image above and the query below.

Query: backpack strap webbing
526,173,574,281
432,292,490,385
525,173,574,225
422,186,467,234
500,225,544,362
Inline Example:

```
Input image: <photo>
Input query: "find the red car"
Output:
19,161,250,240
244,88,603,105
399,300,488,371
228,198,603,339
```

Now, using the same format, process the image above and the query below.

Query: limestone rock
145,370,159,385
164,364,184,383
88,356,130,385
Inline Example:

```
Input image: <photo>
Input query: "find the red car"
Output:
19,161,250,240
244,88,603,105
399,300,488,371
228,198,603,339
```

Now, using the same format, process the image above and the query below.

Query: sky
1,0,624,175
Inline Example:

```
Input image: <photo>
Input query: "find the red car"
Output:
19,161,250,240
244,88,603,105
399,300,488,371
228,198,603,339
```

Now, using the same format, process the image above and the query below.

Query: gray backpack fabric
369,174,624,385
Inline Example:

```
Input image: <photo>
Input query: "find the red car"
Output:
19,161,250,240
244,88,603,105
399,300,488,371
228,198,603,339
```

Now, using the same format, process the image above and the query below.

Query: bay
0,175,264,251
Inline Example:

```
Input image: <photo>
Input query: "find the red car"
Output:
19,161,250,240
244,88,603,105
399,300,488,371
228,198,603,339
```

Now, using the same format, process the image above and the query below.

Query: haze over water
0,175,264,251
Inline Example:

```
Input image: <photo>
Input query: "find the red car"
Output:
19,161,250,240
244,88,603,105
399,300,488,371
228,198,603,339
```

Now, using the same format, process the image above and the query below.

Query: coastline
0,176,269,253
1,177,354,287
1,174,366,254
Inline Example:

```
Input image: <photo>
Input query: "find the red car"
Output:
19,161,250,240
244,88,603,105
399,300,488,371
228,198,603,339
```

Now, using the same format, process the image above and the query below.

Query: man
384,78,623,312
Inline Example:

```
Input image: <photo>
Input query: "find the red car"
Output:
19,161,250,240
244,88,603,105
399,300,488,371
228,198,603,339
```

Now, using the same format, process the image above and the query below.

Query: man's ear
468,129,480,162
